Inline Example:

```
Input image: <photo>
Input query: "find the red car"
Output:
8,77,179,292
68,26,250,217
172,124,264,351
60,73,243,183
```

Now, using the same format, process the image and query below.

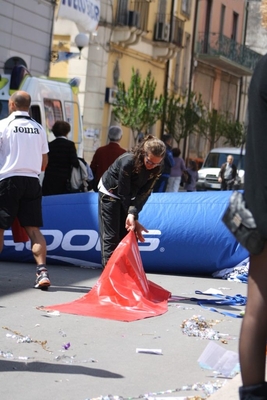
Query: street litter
62,342,71,350
181,315,235,341
54,354,98,363
2,326,51,352
136,348,163,355
212,258,249,283
198,341,240,377
84,380,224,400
189,290,246,318
0,350,33,360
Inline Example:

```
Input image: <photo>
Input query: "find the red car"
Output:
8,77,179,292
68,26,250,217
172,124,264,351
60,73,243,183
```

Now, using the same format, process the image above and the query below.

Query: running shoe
34,270,51,290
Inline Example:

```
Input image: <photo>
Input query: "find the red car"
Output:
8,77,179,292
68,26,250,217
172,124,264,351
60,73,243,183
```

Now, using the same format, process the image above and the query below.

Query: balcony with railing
153,14,184,47
196,32,262,76
152,14,184,61
112,0,148,46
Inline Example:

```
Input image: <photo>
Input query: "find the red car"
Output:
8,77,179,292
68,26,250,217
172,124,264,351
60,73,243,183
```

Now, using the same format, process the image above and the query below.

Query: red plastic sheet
11,217,29,243
45,231,171,321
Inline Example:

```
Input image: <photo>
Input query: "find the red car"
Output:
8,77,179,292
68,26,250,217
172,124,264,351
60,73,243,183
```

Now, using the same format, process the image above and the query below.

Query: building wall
197,0,246,40
0,0,54,76
191,0,247,158
103,49,165,150
246,0,267,55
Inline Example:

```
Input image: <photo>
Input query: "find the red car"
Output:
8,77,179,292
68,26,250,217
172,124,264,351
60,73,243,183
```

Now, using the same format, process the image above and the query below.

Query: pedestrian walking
0,91,50,290
166,148,186,192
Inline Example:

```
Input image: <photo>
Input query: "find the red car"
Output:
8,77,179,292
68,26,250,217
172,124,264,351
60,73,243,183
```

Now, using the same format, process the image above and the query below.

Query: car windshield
203,152,245,170
0,100,9,120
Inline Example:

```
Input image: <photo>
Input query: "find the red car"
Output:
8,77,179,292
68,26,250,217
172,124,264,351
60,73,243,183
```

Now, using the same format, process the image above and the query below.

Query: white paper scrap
203,288,224,295
198,341,240,377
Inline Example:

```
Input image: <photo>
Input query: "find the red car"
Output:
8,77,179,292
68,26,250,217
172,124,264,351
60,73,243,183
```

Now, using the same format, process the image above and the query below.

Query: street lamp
75,33,89,59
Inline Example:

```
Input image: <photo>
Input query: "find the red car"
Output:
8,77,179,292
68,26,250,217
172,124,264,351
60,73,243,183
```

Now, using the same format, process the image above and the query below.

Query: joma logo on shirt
14,126,39,134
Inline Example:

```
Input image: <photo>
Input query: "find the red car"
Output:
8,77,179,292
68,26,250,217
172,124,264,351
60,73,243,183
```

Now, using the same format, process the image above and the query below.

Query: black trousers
221,179,234,191
98,192,128,268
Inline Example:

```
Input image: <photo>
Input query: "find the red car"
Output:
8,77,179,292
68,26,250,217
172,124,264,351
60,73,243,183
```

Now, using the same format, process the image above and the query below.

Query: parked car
196,147,245,191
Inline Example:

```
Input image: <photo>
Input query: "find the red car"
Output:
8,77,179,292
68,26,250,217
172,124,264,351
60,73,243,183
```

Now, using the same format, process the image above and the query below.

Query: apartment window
172,17,184,47
158,0,167,22
134,0,149,31
158,0,167,15
181,0,191,18
219,5,226,36
232,12,239,41
116,0,128,25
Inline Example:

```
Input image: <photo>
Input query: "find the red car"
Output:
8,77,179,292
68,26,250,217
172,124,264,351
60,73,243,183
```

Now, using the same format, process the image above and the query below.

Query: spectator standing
42,121,79,196
218,154,237,191
0,91,50,289
166,148,186,192
184,160,199,192
153,134,174,192
98,135,165,268
90,126,126,191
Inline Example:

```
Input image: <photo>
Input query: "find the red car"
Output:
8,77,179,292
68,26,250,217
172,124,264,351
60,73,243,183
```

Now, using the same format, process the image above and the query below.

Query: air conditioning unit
154,22,170,42
105,88,118,105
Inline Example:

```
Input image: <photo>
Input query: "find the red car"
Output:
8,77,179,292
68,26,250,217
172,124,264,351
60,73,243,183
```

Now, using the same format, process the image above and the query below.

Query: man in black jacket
218,154,237,190
42,121,80,195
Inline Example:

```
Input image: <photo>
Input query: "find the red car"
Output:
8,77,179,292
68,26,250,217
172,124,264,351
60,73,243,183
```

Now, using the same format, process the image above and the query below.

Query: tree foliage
197,109,246,149
221,115,245,147
164,92,204,145
112,68,246,151
197,108,226,149
112,68,164,145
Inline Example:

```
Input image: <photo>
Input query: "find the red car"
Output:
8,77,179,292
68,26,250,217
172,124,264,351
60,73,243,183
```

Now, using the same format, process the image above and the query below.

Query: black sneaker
34,270,51,290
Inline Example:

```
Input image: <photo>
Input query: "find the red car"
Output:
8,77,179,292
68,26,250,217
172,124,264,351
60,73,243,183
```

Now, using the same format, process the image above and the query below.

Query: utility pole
182,0,199,160
161,0,175,138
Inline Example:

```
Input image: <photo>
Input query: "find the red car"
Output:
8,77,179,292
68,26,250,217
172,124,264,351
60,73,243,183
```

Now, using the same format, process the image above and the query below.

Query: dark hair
52,121,71,137
162,134,172,144
189,160,197,171
131,135,166,173
172,147,181,157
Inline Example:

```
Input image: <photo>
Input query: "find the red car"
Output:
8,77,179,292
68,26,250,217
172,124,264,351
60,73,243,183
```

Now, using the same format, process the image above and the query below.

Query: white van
0,65,83,156
196,147,245,191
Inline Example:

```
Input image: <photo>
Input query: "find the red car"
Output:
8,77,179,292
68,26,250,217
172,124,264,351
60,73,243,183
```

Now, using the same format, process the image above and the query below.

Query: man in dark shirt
153,134,174,192
90,126,126,191
218,154,237,191
42,121,79,196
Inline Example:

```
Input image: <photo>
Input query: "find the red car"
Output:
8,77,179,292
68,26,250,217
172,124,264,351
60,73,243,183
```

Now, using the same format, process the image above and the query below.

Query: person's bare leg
24,226,50,289
239,242,267,386
24,226,46,265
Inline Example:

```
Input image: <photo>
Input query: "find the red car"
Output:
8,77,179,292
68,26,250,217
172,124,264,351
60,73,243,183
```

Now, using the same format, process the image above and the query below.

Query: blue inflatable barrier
0,191,248,275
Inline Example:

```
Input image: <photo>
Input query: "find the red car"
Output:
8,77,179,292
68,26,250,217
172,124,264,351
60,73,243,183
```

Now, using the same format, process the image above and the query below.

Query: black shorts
0,176,43,229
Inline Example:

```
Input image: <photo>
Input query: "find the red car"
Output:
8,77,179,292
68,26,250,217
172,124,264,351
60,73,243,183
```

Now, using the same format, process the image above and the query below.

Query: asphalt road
0,261,247,400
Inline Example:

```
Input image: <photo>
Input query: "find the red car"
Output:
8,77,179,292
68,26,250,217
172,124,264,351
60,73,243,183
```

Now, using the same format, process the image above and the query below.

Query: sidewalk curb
210,374,241,399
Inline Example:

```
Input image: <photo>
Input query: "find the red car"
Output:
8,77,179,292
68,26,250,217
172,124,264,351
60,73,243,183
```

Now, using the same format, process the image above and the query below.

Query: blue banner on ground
0,191,248,275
